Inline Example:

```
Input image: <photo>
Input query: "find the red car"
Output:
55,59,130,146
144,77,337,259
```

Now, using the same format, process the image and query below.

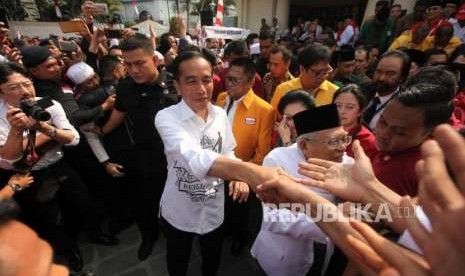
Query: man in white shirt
155,50,291,276
251,104,354,276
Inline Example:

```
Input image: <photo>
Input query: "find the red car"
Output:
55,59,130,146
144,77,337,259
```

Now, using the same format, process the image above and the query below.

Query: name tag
244,116,256,125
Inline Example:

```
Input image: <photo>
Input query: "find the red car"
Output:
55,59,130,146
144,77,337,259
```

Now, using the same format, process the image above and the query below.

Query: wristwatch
8,183,23,193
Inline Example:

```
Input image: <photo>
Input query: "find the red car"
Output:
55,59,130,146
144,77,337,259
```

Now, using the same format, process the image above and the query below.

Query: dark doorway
289,0,369,29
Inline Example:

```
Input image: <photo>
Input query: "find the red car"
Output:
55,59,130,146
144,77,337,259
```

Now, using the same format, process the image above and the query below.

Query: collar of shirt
375,87,400,106
225,89,254,110
179,99,220,124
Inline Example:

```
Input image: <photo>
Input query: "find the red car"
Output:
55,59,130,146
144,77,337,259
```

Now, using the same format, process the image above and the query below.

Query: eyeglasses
307,65,333,77
2,80,34,93
304,135,352,149
225,76,248,86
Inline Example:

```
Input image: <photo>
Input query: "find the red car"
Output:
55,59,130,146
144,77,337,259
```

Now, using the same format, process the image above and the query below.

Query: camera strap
13,129,39,173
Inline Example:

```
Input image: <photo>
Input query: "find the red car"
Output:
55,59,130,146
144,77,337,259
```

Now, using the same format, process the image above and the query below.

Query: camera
20,99,51,121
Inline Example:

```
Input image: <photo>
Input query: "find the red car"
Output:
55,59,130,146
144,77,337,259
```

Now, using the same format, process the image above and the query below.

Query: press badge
245,117,256,125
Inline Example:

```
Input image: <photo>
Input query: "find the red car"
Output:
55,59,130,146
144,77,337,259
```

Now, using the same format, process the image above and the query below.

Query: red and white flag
214,0,223,26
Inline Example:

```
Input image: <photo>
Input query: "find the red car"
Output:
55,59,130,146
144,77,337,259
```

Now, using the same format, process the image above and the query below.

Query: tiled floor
78,225,265,276
78,196,266,276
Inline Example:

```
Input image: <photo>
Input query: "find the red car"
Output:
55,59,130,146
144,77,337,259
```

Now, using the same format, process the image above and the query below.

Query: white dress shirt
155,100,237,234
453,21,465,42
223,94,245,124
337,25,355,46
251,143,354,276
0,98,79,171
368,91,397,131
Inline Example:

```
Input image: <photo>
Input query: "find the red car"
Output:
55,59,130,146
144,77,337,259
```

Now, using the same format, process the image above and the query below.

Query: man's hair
425,48,448,61
277,89,315,114
298,44,332,69
259,32,274,42
270,45,293,63
0,63,28,86
229,57,256,81
415,0,429,7
99,55,122,79
171,51,212,81
391,4,402,9
333,84,367,109
224,40,249,57
120,36,154,55
395,83,453,129
378,50,411,81
405,65,457,100
355,46,369,61
109,45,121,52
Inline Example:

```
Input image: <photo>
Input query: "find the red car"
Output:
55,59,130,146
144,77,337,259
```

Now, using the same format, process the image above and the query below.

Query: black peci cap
20,46,51,68
293,104,341,136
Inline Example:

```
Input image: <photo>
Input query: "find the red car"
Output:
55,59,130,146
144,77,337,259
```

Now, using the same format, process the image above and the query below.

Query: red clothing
452,92,465,129
428,18,452,36
347,125,377,160
212,67,265,102
373,146,422,197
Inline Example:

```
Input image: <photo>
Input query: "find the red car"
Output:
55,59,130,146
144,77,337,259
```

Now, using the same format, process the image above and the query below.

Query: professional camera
20,99,51,121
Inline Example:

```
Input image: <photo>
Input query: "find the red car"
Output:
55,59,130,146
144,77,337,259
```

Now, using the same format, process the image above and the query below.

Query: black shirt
114,76,178,153
33,78,103,127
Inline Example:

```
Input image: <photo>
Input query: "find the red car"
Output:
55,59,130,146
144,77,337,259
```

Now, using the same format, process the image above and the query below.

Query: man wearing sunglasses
251,103,354,276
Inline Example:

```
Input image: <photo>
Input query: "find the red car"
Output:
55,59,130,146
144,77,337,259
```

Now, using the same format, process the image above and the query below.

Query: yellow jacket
388,31,430,51
216,89,274,165
270,77,339,112
424,35,462,56
388,31,462,56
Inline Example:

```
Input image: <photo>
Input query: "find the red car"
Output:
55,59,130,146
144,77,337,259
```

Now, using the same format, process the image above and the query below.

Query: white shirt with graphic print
155,99,237,234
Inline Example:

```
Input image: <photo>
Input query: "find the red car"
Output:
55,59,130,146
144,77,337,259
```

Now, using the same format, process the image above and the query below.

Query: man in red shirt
372,69,454,196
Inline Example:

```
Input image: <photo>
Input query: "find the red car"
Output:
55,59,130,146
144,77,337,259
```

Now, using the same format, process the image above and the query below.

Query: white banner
203,26,250,40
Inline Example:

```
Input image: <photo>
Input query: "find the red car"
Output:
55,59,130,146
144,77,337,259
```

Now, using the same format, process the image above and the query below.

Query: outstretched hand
297,140,378,203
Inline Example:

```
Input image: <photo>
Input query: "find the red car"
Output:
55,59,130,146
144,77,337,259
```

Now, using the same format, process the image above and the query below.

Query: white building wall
237,0,290,33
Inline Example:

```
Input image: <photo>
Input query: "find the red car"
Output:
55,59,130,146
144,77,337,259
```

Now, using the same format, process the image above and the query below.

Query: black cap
444,0,458,5
428,0,443,7
338,47,355,62
404,49,426,67
293,104,341,136
20,46,51,68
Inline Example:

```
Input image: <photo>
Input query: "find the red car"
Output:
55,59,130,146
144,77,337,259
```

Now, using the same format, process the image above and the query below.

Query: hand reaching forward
298,140,379,203
347,220,430,276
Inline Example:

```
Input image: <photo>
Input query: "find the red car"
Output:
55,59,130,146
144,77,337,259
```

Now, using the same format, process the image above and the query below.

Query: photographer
0,63,116,272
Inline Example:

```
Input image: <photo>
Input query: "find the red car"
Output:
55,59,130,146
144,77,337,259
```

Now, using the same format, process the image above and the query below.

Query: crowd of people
0,0,464,275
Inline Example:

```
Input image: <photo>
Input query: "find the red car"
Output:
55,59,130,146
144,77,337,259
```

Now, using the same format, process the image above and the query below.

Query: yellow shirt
216,89,274,164
270,77,339,112
424,35,462,56
388,31,430,51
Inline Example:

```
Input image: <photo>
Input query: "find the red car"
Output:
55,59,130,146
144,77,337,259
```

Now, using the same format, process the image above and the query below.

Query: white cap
109,38,119,47
66,62,95,85
250,42,260,55
154,50,164,61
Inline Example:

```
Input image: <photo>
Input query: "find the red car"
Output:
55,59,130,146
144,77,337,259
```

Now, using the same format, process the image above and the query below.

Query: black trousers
223,181,250,243
105,148,165,243
162,217,224,276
